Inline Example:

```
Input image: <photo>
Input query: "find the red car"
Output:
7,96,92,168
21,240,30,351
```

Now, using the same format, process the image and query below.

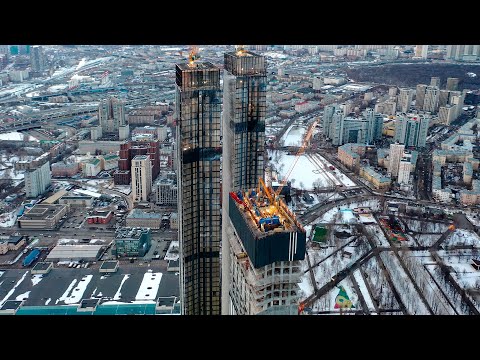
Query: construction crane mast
274,118,319,198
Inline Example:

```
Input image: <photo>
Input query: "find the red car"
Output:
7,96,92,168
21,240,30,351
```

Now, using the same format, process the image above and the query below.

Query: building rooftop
361,165,391,183
32,262,53,272
18,204,68,221
46,244,104,260
43,189,68,204
127,209,161,219
176,61,217,71
132,155,149,161
115,227,150,240
0,300,23,312
100,260,119,270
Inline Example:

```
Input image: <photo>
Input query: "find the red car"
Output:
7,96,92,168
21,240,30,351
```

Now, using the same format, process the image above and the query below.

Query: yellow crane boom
275,118,318,197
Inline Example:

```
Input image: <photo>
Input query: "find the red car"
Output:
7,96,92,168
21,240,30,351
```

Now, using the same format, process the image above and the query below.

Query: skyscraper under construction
221,49,304,314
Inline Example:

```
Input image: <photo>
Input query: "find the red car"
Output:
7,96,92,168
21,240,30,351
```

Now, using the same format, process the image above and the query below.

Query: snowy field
299,260,314,300
445,229,480,248
414,233,442,246
0,131,39,142
402,218,450,233
364,224,390,247
380,251,430,315
353,269,376,312
135,270,162,301
0,210,17,228
363,256,399,310
281,125,306,147
315,199,381,224
268,150,356,190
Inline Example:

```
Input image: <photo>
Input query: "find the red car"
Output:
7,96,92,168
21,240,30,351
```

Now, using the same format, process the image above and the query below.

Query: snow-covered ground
135,270,162,301
363,256,399,310
415,233,442,246
402,218,450,233
0,131,38,141
315,199,381,224
73,189,102,198
0,210,17,228
380,251,430,315
268,150,356,190
353,269,376,312
445,229,480,248
281,125,306,147
114,274,130,300
31,274,43,286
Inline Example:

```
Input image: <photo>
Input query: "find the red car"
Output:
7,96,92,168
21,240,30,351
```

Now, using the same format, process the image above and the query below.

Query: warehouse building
46,244,104,262
17,204,70,230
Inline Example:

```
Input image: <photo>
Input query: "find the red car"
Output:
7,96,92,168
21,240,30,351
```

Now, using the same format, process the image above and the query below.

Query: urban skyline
0,45,479,315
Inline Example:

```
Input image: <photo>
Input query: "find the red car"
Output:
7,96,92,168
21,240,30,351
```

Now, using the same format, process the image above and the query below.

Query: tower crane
274,118,319,198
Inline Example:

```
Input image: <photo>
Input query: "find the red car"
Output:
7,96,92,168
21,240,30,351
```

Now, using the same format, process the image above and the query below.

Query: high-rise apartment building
155,177,177,206
446,45,480,61
388,143,405,178
415,84,427,110
446,77,459,91
131,155,152,203
430,77,441,88
328,108,383,146
176,61,222,315
398,158,412,185
438,104,458,125
30,45,45,73
397,88,413,113
221,50,268,314
415,45,428,59
96,97,130,140
25,161,51,198
394,114,430,148
113,141,160,185
423,86,440,113
322,104,337,138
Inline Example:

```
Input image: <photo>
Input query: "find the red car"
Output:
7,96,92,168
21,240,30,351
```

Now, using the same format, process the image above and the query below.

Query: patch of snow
57,279,78,304
15,291,31,301
0,210,17,228
353,270,375,312
31,274,43,286
45,298,51,305
114,274,130,300
445,229,480,248
135,272,163,301
63,275,93,304
0,271,28,307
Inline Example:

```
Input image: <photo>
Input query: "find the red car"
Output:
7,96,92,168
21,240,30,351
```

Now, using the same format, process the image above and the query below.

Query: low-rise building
82,158,102,177
460,180,480,206
7,235,26,251
46,244,104,262
126,209,161,229
17,203,70,230
113,227,151,258
87,210,113,224
100,154,119,171
0,241,8,255
170,212,178,230
58,195,94,208
359,166,391,190
51,162,79,177
338,143,365,170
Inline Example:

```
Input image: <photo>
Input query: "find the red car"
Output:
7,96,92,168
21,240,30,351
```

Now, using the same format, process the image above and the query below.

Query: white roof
46,244,103,260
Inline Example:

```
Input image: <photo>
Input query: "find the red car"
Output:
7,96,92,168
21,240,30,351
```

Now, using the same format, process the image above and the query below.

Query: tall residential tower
175,61,222,315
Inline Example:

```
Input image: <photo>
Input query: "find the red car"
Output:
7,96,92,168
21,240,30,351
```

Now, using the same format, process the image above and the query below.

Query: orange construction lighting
448,224,455,231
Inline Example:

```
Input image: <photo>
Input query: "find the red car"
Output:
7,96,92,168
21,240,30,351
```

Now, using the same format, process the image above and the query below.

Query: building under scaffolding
226,185,306,315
